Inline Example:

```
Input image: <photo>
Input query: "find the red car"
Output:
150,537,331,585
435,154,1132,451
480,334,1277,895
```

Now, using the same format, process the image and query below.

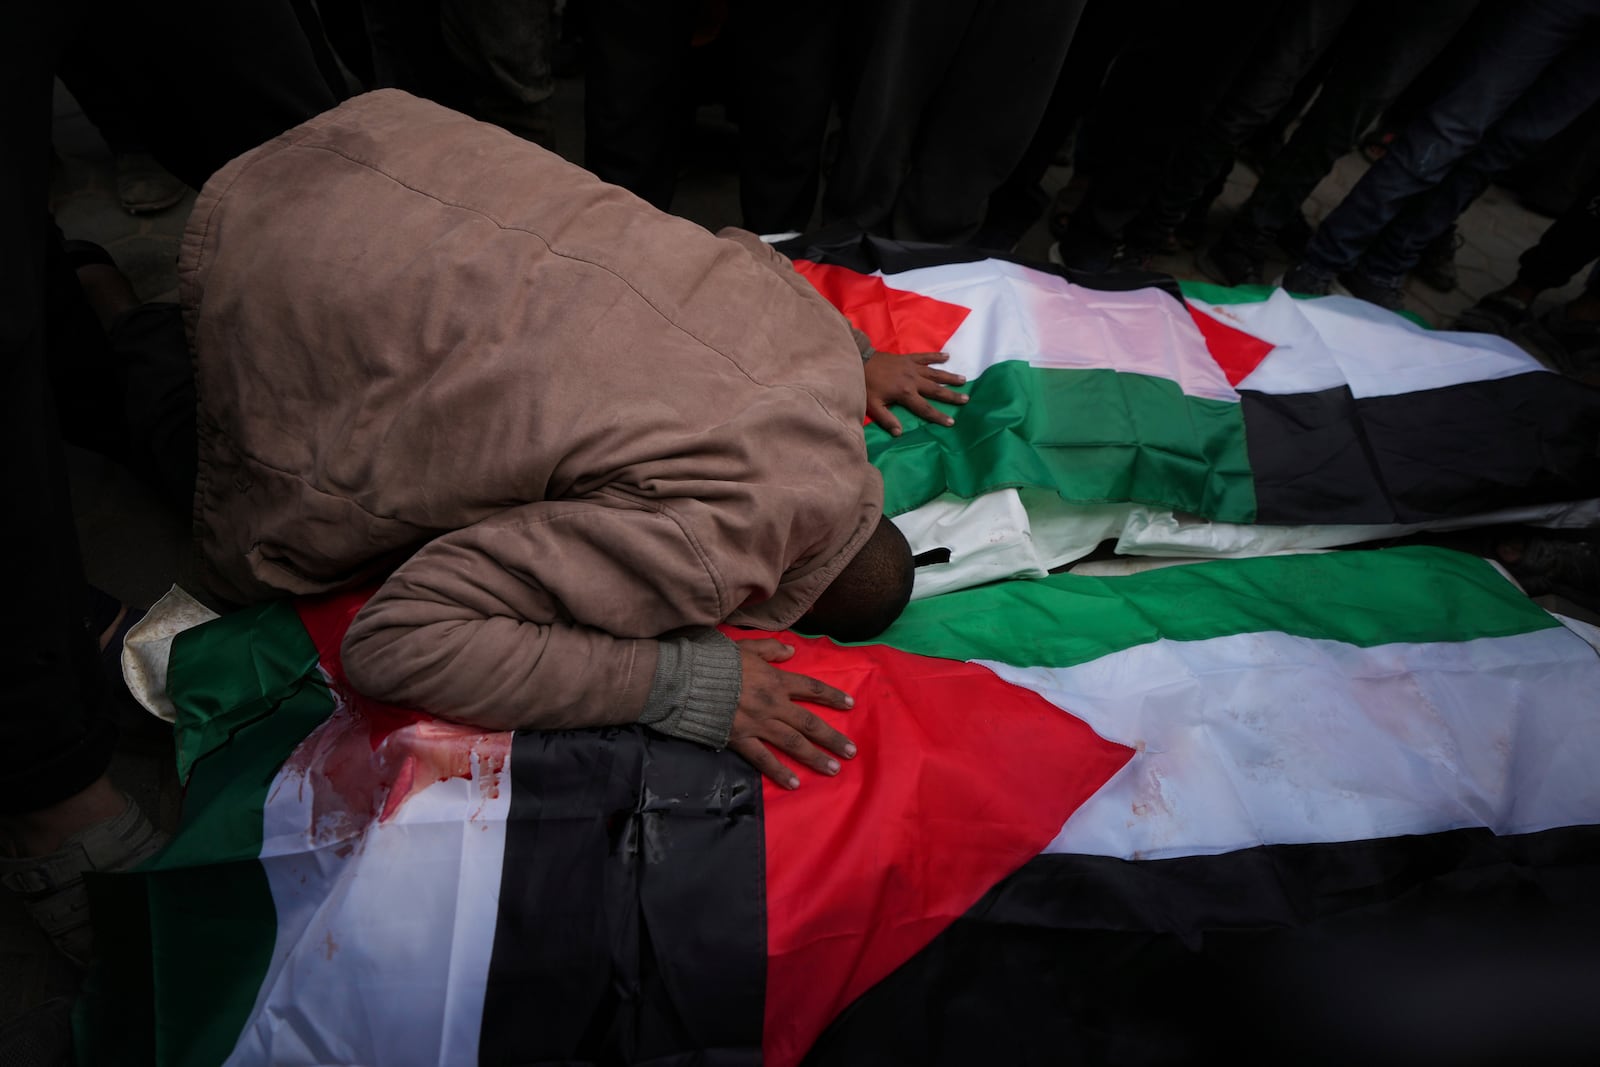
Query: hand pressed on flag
863,349,968,436
729,638,857,789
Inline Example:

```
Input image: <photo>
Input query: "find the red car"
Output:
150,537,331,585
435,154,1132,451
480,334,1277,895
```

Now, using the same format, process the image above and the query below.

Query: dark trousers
984,1,1143,246
730,2,846,235
1305,0,1600,285
1142,0,1363,235
824,0,1085,245
1,1,335,816
1233,0,1479,242
582,0,842,232
1519,172,1600,290
1059,0,1286,264
581,0,700,212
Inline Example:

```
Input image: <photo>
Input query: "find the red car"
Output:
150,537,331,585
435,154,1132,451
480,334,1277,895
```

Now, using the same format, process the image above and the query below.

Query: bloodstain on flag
795,259,971,354
271,592,513,843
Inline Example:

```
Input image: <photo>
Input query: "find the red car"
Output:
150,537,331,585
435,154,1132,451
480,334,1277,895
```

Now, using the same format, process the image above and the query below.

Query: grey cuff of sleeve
852,326,874,361
637,629,742,749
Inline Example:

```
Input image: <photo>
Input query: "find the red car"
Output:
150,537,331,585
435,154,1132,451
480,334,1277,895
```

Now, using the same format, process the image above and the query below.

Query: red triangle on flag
1185,301,1276,385
732,630,1133,1067
795,260,971,354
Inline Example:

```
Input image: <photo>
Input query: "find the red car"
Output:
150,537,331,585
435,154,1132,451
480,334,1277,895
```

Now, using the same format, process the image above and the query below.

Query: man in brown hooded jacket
181,90,962,786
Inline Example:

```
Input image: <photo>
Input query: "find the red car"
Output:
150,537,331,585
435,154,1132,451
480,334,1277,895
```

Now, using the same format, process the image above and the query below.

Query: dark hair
797,516,915,642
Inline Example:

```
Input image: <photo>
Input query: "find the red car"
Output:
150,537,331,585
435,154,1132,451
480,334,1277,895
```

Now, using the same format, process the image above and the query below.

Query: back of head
798,517,914,642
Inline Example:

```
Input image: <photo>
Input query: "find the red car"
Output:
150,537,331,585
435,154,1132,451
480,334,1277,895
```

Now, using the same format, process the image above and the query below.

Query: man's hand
729,639,856,789
864,350,969,436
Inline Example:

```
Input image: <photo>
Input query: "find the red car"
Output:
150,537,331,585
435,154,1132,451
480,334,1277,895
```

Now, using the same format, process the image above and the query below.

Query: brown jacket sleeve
341,497,743,741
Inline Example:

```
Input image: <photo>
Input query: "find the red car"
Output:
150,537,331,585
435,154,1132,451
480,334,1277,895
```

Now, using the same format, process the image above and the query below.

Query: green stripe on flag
874,547,1560,667
1177,279,1281,306
867,361,1256,523
79,602,337,1067
1178,278,1433,329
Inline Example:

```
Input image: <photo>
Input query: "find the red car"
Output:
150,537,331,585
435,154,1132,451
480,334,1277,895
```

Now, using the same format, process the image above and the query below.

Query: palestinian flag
784,233,1600,594
83,548,1600,1065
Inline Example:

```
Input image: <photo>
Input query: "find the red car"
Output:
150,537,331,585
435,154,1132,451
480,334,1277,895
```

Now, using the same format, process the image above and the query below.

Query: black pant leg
823,0,976,235
93,0,343,190
582,0,698,210
1518,173,1600,291
1061,0,1286,260
107,304,198,515
1142,0,1358,234
1,3,118,817
895,0,1085,245
730,0,843,234
1238,0,1480,238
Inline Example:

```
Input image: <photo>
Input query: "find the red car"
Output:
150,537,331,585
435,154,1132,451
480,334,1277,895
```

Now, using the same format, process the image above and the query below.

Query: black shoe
1454,287,1534,336
1337,270,1405,311
1050,216,1124,272
1197,242,1263,287
1281,261,1335,296
1414,228,1462,293
1522,304,1600,377
1275,214,1314,259
1125,217,1180,256
1174,199,1211,249
1050,237,1151,274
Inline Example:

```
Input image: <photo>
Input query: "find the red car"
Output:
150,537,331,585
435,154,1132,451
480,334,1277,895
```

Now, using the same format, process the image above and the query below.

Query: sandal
0,793,167,965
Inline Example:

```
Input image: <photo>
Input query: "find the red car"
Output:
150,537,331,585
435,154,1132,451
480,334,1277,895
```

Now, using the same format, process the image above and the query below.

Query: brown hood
181,89,883,634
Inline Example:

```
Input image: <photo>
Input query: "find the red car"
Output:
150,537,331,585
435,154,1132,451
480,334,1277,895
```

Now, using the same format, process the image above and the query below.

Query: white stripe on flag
223,705,510,1067
892,489,1131,599
1194,290,1547,398
878,262,1238,400
975,626,1600,861
895,490,1600,600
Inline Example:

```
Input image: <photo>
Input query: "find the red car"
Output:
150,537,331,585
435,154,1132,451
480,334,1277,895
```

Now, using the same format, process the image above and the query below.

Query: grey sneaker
0,794,167,965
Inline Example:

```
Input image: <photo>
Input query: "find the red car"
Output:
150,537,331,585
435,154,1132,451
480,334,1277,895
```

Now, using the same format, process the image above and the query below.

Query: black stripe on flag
804,825,1600,1066
479,727,765,1067
775,226,1186,305
1243,373,1600,525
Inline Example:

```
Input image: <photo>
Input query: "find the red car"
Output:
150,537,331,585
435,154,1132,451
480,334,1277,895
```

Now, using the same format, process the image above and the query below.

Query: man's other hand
864,350,969,436
729,639,856,789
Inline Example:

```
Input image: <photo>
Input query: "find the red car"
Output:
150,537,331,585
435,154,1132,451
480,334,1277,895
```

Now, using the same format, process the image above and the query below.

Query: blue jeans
1144,0,1362,233
1304,0,1600,286
1236,0,1478,240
